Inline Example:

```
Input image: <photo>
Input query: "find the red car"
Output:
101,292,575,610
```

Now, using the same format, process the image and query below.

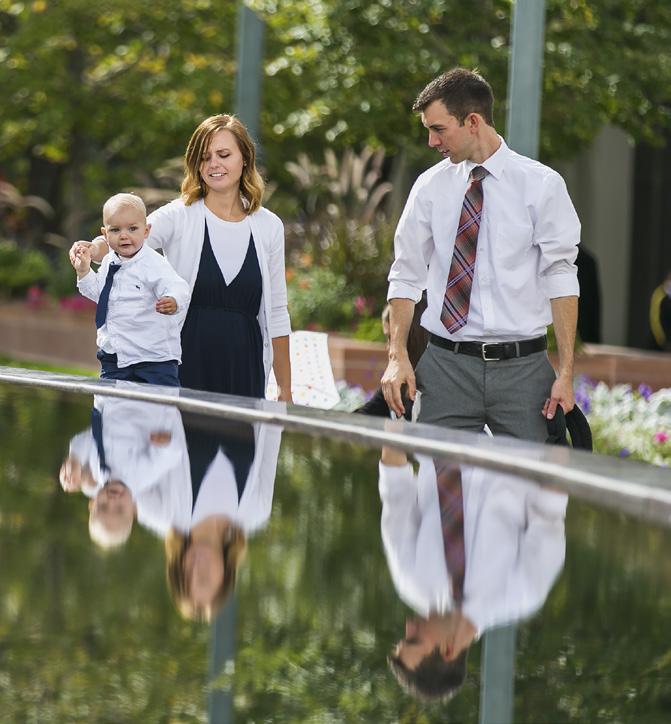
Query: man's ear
466,113,480,132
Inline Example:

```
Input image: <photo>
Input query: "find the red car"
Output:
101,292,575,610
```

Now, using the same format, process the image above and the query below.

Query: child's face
89,480,134,540
102,205,150,258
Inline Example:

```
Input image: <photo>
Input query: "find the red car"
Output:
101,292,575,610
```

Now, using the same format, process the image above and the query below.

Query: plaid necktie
434,460,465,604
96,263,121,329
441,166,488,334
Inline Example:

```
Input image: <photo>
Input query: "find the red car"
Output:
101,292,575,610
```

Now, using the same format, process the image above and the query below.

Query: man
379,444,567,700
382,68,580,440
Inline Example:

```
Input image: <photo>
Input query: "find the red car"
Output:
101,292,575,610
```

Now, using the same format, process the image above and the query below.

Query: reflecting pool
1,382,671,723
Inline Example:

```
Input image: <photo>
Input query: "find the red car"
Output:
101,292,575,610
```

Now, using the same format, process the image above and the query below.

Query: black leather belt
429,333,547,361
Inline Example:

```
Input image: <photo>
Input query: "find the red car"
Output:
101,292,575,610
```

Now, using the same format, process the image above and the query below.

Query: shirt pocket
112,278,146,304
494,222,534,270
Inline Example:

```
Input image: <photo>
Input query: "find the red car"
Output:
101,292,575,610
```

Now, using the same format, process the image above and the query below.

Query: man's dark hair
412,68,494,126
388,647,468,702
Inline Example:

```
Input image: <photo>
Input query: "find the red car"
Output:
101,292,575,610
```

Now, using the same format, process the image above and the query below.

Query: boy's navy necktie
96,263,121,329
90,408,109,473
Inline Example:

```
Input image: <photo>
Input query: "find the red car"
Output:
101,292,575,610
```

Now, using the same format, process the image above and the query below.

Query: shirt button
264,342,269,347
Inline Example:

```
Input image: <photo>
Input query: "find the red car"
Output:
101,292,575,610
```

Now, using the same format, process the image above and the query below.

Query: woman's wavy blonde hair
181,114,265,213
165,524,247,622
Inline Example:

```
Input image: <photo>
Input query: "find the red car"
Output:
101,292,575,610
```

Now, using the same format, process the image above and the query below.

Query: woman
72,114,291,400
163,414,283,622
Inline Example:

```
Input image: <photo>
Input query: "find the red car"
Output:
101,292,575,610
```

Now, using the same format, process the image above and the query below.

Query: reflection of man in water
379,445,567,701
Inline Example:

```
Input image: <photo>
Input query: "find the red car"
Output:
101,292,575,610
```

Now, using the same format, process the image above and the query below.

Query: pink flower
654,431,670,444
354,296,367,315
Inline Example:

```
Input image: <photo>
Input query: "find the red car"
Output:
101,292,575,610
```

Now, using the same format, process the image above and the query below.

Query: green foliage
351,316,386,343
0,239,51,296
287,266,357,331
280,146,395,334
0,0,237,239
253,0,671,168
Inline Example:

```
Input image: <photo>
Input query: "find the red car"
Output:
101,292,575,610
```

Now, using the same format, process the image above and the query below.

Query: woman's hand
69,237,109,265
276,387,293,403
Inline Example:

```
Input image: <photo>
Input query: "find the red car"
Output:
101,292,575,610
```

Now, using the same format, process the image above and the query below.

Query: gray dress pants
415,342,557,442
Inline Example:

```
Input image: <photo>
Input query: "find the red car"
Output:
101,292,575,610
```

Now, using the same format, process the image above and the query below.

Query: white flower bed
575,377,671,467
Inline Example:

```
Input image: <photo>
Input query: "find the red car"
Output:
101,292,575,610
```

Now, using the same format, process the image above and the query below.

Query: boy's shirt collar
110,242,148,266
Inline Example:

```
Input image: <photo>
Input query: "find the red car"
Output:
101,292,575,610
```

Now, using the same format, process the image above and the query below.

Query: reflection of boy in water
88,480,136,548
59,395,186,549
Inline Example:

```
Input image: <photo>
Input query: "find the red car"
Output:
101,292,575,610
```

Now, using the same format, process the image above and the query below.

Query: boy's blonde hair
102,192,147,225
89,511,133,549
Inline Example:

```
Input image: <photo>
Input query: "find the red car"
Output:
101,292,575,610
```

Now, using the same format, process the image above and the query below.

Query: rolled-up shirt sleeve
387,178,434,302
534,173,580,299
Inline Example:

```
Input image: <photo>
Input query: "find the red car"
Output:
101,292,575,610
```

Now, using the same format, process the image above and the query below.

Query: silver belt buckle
481,343,500,361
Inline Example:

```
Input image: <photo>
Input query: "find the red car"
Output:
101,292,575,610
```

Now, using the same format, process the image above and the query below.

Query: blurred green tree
0,0,236,242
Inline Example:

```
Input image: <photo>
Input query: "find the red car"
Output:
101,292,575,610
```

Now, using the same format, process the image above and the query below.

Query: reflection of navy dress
180,223,265,397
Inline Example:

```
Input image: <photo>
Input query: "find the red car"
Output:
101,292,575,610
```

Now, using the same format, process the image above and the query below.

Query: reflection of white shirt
388,138,580,342
77,243,190,367
169,423,283,536
379,455,567,636
67,397,188,517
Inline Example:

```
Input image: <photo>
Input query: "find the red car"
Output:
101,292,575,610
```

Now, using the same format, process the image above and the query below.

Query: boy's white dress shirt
77,243,190,367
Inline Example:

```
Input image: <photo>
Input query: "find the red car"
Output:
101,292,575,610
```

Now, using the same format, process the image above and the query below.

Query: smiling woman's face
183,541,225,610
199,129,245,195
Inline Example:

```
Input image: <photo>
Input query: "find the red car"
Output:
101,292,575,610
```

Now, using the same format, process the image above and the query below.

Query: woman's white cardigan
147,198,291,386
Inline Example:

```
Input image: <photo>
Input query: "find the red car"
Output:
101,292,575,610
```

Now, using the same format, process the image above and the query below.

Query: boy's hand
59,456,94,492
73,246,92,278
156,296,177,315
69,240,93,266
150,431,172,446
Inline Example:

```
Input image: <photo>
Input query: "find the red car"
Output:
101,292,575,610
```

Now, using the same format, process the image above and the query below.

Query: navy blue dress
179,222,265,397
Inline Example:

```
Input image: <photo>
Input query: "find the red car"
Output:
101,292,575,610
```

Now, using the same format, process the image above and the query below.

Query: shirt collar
466,135,509,181
112,242,148,266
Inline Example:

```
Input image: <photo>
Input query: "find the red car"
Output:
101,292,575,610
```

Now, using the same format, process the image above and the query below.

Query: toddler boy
72,192,190,385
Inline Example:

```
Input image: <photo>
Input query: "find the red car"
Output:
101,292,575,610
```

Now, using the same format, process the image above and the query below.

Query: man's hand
156,296,177,315
381,353,416,418
542,373,575,419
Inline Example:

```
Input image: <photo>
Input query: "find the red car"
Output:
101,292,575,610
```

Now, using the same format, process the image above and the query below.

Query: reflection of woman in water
166,518,247,621
163,413,282,622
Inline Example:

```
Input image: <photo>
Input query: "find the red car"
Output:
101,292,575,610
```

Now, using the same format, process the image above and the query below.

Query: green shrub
0,240,51,297
287,267,357,331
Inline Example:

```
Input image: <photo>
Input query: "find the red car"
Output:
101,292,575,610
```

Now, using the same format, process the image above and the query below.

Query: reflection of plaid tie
441,166,488,334
434,461,465,604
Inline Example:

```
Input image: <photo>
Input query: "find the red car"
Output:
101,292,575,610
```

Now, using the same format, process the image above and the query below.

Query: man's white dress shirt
77,243,190,367
379,455,567,636
388,138,580,343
